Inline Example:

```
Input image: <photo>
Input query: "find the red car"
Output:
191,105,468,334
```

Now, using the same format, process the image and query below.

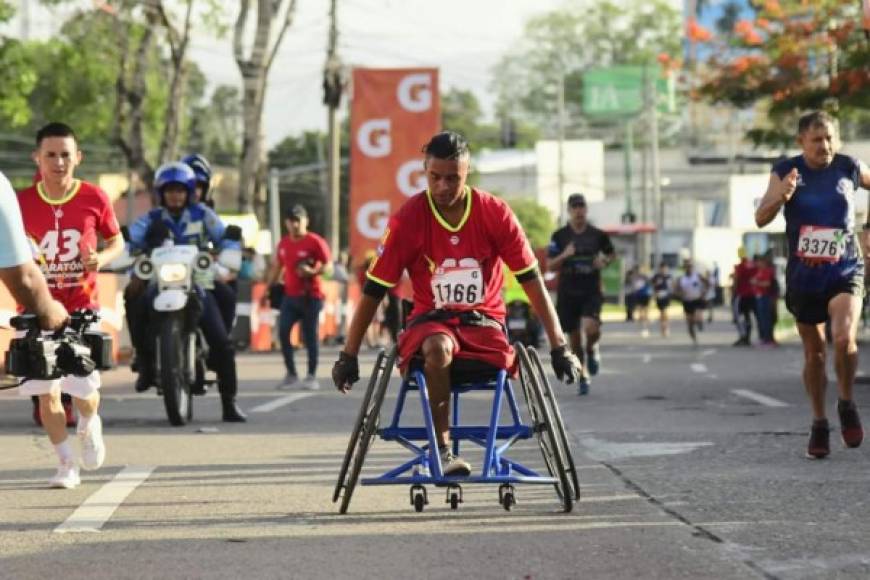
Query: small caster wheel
445,484,463,510
410,484,428,513
502,491,515,511
449,492,459,510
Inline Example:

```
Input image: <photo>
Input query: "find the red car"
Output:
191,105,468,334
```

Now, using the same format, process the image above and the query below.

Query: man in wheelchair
332,131,582,476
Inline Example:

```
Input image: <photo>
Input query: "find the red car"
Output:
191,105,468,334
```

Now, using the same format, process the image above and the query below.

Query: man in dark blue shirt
756,111,870,459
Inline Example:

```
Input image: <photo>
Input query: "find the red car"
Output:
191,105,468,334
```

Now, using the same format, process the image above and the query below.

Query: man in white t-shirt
674,258,709,345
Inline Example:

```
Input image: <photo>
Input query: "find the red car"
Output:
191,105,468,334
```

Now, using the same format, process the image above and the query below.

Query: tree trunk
156,0,194,165
234,0,297,217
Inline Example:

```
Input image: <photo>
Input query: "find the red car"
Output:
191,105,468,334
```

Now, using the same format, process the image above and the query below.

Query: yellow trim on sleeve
425,186,472,233
366,271,398,288
511,260,539,277
37,180,82,205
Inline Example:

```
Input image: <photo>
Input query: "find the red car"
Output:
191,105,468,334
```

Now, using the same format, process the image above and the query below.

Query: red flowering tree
694,0,870,146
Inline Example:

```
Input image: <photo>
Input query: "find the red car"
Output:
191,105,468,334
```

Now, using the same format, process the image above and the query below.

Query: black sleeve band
363,278,389,300
515,266,540,284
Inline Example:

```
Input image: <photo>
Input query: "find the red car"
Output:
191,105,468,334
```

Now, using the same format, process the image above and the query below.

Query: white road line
701,349,716,357
250,392,316,413
731,389,789,408
642,354,652,364
54,465,154,533
690,363,708,374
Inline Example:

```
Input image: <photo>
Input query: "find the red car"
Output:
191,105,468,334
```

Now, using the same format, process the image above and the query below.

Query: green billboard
582,65,675,119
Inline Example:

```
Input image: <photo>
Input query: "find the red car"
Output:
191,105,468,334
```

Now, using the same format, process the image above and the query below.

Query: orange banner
349,68,440,268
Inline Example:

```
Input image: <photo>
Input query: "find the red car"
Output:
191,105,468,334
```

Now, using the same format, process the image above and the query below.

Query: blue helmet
154,162,196,205
181,153,212,199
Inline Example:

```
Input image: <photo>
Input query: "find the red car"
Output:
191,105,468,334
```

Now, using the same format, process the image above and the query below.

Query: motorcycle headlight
158,263,189,284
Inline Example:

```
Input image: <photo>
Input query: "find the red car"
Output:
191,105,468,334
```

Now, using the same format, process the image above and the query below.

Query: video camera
5,310,114,380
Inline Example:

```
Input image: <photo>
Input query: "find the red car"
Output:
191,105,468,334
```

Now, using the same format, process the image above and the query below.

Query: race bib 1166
796,226,845,263
431,258,484,309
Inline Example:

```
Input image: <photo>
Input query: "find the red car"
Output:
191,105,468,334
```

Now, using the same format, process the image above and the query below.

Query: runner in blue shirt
756,111,870,459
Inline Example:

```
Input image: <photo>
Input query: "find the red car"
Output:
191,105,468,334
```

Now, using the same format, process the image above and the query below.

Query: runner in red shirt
731,250,757,346
264,204,332,390
15,122,124,490
331,131,581,476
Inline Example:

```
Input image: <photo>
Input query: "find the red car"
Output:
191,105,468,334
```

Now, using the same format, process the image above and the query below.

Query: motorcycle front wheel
158,314,192,426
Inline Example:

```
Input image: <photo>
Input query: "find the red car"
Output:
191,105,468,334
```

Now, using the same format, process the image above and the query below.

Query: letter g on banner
356,200,391,239
396,160,426,197
357,119,391,158
397,73,432,113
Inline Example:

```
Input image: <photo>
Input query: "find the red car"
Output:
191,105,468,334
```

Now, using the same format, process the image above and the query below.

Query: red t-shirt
733,260,757,298
367,187,537,323
17,180,121,310
277,232,331,299
752,266,774,298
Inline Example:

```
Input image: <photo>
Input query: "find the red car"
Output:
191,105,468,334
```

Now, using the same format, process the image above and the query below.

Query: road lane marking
642,354,651,364
690,363,708,373
701,349,716,357
54,465,154,533
731,389,789,408
250,392,316,413
580,437,713,460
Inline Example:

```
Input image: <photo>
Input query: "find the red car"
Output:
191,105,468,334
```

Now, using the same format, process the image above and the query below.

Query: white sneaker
78,415,106,471
49,461,80,489
440,447,471,477
302,375,320,391
275,374,298,390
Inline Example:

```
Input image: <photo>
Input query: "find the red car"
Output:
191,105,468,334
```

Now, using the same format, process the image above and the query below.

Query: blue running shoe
586,346,600,377
577,377,590,396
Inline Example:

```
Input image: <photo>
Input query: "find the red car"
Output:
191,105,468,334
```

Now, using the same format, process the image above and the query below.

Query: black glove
144,220,170,249
551,344,583,384
332,351,360,392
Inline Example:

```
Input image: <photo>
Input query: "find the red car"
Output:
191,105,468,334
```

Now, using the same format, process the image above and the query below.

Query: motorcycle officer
125,162,246,422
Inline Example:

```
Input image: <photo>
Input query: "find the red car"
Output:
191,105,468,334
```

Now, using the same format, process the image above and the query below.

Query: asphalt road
1,312,869,580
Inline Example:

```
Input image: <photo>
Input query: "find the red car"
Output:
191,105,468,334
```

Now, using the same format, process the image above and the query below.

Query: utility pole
645,63,663,265
323,0,342,256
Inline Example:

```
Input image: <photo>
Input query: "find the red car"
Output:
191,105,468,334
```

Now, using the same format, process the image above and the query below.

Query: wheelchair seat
408,356,502,386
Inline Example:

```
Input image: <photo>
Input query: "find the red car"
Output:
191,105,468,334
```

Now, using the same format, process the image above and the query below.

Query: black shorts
785,275,864,325
682,299,705,315
557,293,603,332
655,298,671,311
635,294,651,308
735,295,756,315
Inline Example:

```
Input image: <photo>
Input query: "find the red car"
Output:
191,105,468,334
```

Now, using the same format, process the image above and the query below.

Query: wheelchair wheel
337,346,396,514
516,344,573,513
528,348,580,500
332,349,385,503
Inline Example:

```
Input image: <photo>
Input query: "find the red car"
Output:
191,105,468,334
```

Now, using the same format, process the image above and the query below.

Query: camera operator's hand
551,344,583,384
82,244,100,273
37,299,69,331
332,351,359,393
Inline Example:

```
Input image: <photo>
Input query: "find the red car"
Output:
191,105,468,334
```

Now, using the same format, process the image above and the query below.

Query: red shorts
397,321,516,375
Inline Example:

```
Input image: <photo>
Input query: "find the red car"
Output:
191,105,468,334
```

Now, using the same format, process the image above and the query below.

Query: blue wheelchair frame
363,365,557,487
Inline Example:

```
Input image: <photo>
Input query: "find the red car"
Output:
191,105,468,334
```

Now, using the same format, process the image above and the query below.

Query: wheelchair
333,342,579,514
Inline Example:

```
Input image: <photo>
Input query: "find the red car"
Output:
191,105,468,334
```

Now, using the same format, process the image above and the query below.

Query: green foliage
696,0,870,144
0,0,14,23
506,197,555,249
491,0,681,133
441,88,539,150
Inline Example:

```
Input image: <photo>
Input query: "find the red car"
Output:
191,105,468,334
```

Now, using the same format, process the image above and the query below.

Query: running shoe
440,447,471,477
275,373,299,390
577,377,590,396
302,375,321,391
586,346,600,377
838,399,863,448
78,415,106,470
49,460,80,489
806,419,830,459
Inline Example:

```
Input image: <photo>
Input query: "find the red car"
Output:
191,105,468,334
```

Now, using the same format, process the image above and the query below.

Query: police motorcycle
128,161,242,426
131,237,240,426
